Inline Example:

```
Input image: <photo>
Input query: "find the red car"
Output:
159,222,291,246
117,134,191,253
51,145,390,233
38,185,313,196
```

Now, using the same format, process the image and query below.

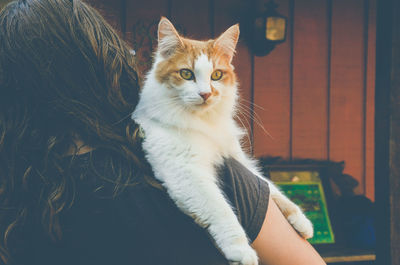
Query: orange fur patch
210,85,219,98
155,37,236,88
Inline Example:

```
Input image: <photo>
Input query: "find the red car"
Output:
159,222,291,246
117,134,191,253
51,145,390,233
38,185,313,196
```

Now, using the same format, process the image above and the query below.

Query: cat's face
153,17,239,113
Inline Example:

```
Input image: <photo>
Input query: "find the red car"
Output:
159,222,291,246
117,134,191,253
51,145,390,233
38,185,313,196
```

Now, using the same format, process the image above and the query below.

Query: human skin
69,140,326,265
252,195,327,265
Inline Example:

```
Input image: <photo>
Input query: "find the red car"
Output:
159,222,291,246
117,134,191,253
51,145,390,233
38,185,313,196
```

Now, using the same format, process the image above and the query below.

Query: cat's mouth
194,99,216,112
182,94,216,109
185,97,212,106
197,98,213,106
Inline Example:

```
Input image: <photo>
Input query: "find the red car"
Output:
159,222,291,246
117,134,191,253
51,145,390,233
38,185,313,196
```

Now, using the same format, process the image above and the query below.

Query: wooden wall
0,0,376,200
86,0,376,200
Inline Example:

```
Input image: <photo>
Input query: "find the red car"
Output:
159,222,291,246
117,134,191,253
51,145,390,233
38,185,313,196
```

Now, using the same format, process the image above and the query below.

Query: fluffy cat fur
132,17,313,265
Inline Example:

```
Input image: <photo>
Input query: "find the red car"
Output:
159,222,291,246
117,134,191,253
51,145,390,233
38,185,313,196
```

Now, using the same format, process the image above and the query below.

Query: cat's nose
199,92,211,101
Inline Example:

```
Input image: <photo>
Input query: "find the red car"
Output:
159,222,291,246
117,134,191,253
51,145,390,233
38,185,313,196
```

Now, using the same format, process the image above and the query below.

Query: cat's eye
180,69,194,80
211,70,223,81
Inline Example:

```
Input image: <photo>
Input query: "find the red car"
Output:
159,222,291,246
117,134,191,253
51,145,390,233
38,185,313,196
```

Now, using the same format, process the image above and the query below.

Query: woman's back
16,150,269,265
0,0,155,263
0,1,326,264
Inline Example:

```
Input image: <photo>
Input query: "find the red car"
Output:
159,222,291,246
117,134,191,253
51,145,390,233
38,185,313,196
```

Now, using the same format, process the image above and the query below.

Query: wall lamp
250,0,287,56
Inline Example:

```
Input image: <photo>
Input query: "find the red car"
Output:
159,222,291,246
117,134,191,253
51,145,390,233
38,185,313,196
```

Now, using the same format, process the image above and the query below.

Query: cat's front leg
269,183,314,239
142,134,258,264
231,147,313,239
161,167,258,265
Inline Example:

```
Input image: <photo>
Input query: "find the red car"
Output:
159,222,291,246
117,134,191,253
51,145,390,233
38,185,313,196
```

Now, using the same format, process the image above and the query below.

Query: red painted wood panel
88,0,376,199
291,0,329,159
253,0,291,158
214,0,253,153
329,0,365,194
365,0,376,201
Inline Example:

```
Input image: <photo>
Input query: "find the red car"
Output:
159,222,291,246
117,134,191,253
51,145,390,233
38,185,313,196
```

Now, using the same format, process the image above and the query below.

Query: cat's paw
223,243,258,265
287,211,314,239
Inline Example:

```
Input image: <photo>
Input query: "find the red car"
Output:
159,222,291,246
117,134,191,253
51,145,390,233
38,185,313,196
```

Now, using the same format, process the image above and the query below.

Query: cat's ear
157,17,184,58
213,24,240,63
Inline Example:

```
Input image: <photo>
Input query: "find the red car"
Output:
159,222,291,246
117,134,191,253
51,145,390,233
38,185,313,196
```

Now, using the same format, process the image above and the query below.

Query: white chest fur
132,17,313,264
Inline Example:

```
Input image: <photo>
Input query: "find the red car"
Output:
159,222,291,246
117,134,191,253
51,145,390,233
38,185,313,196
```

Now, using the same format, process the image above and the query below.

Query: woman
0,0,325,264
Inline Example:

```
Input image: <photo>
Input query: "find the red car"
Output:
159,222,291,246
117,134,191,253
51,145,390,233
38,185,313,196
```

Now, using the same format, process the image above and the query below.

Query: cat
132,17,313,265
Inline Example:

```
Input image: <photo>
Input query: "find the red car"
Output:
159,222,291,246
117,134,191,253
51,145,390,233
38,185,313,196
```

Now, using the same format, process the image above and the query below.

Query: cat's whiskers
139,100,184,121
244,105,274,140
239,98,266,111
134,19,314,263
113,112,135,125
134,97,174,112
236,103,274,140
113,97,181,126
116,99,177,125
235,104,254,125
133,97,181,112
234,113,252,146
236,100,272,138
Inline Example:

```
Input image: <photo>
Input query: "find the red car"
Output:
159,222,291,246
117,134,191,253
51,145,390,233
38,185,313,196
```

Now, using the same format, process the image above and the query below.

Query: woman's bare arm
252,195,326,265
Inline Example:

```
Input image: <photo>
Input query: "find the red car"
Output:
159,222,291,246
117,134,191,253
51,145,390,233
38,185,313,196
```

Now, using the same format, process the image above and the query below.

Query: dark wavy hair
0,0,151,263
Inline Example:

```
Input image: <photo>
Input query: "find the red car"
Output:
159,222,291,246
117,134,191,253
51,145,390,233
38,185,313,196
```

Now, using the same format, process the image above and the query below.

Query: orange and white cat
132,17,313,265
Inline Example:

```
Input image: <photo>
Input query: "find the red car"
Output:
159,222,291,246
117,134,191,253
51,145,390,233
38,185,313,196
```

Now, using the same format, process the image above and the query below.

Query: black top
17,151,270,265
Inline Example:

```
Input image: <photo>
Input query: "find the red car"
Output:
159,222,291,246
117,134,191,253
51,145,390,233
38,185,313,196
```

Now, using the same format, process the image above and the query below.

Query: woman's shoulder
31,150,228,265
71,152,270,244
218,157,270,242
31,152,270,265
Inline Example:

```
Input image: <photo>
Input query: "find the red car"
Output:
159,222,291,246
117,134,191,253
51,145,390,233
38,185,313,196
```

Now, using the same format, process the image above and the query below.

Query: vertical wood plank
125,0,169,75
214,0,253,153
83,1,375,199
291,0,329,159
329,0,365,194
365,0,376,200
170,0,212,39
84,0,124,33
253,0,291,158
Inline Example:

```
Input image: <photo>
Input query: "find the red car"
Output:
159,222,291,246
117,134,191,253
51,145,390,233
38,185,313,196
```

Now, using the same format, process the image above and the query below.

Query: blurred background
75,0,378,201
1,0,398,264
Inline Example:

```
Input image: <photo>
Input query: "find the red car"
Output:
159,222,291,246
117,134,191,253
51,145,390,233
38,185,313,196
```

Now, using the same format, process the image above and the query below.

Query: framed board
273,179,335,244
265,163,339,245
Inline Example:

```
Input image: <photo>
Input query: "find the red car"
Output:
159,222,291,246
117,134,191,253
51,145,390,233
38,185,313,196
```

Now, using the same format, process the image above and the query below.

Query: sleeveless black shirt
17,151,269,265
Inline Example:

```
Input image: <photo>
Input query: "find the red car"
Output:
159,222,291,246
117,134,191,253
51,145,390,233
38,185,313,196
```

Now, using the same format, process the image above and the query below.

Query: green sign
276,181,335,244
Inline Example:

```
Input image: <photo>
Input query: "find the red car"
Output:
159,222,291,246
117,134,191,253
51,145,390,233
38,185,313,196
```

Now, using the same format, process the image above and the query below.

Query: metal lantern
252,0,287,56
